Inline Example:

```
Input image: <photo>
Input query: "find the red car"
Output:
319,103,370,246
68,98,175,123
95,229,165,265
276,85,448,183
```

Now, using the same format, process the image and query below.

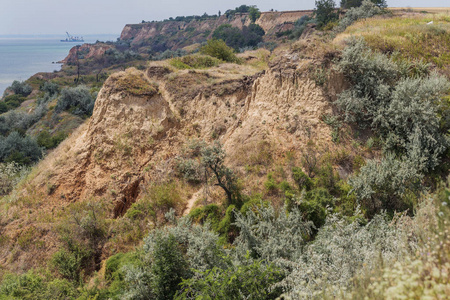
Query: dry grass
389,7,450,14
112,69,158,96
334,14,450,72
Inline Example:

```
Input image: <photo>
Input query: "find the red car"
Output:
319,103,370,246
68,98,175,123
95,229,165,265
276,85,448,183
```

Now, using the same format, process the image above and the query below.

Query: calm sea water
0,34,118,95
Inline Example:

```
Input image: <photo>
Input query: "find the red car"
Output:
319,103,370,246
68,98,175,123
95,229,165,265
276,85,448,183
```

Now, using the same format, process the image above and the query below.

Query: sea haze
0,34,118,95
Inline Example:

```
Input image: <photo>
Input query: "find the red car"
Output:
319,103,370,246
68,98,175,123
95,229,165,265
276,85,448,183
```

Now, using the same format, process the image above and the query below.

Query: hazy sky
0,0,447,36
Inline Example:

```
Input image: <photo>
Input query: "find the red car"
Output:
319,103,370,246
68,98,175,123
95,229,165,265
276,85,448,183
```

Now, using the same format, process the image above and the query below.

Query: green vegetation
212,24,265,51
224,5,256,18
1,6,450,300
113,72,158,96
55,86,96,117
0,132,42,165
177,140,241,207
336,0,383,32
37,130,67,149
340,0,387,8
200,39,241,63
9,80,32,97
248,6,261,23
169,54,222,69
314,0,339,29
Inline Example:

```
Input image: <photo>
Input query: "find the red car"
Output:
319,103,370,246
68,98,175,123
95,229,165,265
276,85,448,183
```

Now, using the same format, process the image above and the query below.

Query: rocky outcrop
61,43,113,64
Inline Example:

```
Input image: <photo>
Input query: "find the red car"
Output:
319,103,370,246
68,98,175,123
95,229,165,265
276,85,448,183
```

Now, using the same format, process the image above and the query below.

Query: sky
0,0,448,36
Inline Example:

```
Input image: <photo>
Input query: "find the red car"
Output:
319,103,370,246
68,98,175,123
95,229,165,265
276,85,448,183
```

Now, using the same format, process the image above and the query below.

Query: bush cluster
151,49,187,61
337,38,449,172
200,39,241,63
9,80,32,97
0,102,48,137
55,86,96,117
336,39,449,217
0,132,42,165
336,0,382,32
0,94,26,113
212,24,265,51
340,0,387,9
314,0,339,29
39,81,60,96
37,130,67,149
0,162,29,195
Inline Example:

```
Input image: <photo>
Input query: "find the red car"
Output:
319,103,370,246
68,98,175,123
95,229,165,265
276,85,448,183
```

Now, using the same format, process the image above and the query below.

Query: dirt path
183,188,204,216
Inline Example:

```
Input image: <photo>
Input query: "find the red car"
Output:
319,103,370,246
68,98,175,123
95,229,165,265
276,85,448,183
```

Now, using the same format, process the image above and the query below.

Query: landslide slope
0,48,347,271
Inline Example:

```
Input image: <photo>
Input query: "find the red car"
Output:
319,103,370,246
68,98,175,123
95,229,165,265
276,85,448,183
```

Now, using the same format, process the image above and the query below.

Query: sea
0,34,118,95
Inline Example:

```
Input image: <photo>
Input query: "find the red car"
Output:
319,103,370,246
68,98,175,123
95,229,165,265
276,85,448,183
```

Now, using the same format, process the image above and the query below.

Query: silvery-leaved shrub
349,153,422,216
336,0,382,32
279,211,413,299
336,38,449,172
0,162,29,195
55,85,95,117
233,203,314,264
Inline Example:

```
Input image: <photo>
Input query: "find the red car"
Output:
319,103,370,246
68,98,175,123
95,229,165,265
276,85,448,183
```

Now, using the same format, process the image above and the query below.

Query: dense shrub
51,243,92,283
37,130,67,149
1,94,27,112
0,102,48,137
212,24,265,51
0,162,29,195
9,80,32,96
200,39,241,63
298,188,335,227
349,153,421,216
175,258,284,300
0,132,42,165
292,167,313,190
281,211,412,297
336,0,382,32
40,81,60,96
337,39,449,171
340,0,387,8
55,85,95,117
248,6,261,23
103,49,141,65
189,204,222,231
234,203,313,261
0,271,78,299
314,0,339,29
224,5,252,18
123,211,226,298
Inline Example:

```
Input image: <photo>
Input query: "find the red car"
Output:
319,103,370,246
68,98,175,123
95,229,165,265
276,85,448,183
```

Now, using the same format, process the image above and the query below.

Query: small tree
248,6,261,23
201,141,241,207
314,0,338,29
177,140,241,207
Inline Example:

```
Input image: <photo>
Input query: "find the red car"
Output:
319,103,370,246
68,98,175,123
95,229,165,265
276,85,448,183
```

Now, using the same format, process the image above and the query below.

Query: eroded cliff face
30,52,342,217
61,43,114,64
119,10,314,47
0,51,347,271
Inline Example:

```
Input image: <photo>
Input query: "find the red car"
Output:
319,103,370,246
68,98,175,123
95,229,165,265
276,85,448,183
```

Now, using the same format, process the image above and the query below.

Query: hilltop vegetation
0,1,450,299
